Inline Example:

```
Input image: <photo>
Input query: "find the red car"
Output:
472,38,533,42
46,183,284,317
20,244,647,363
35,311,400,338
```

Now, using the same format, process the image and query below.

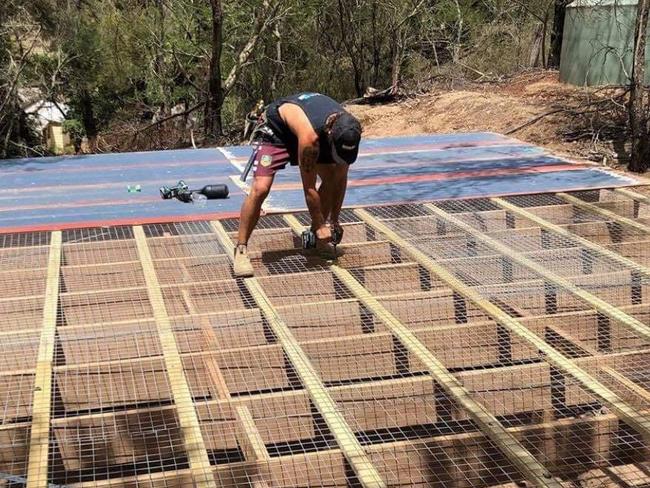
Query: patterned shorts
252,143,294,178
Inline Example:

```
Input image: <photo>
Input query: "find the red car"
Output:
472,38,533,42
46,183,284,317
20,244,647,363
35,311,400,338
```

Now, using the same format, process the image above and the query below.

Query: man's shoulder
278,103,318,140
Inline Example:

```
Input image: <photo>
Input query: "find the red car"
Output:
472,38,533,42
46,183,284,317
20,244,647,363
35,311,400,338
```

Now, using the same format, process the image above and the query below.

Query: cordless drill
160,180,229,203
301,226,343,255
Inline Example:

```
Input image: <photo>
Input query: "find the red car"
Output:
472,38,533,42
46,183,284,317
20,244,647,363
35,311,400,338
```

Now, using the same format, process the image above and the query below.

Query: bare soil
347,71,629,169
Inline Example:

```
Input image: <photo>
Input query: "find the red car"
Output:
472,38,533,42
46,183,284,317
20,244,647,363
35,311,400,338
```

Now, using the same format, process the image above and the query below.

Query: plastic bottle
191,192,208,207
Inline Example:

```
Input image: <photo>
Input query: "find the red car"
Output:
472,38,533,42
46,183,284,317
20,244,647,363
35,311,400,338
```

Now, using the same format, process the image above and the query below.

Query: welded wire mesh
1,187,650,487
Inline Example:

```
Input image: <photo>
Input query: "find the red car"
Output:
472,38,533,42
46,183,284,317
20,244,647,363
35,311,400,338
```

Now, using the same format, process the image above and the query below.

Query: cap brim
338,145,359,164
332,140,359,165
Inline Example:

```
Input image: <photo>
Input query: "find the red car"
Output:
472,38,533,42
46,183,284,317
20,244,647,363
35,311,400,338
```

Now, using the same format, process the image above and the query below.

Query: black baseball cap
330,112,362,164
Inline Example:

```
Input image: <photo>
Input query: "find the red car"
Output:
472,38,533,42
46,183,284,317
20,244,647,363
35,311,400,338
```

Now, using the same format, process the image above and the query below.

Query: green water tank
560,0,650,86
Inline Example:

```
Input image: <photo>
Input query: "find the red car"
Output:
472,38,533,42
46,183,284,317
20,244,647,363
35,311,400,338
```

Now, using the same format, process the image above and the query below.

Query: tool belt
240,109,285,182
246,110,284,146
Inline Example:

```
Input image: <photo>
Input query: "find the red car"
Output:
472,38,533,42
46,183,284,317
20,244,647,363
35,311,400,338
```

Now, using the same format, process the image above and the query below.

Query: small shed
23,100,71,154
560,0,650,86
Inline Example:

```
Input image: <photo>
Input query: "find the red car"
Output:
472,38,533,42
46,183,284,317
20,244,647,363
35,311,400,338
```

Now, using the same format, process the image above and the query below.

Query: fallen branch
135,101,204,135
343,86,401,106
505,108,565,135
506,91,630,135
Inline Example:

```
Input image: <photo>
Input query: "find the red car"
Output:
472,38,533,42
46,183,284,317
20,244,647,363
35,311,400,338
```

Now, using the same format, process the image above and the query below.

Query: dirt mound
349,90,539,137
347,72,624,165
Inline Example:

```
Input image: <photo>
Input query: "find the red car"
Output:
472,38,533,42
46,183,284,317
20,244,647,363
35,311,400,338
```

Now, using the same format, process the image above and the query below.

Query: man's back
266,92,343,163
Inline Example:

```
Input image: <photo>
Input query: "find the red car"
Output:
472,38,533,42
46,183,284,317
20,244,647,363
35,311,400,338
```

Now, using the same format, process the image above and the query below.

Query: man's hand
314,224,332,242
331,222,344,245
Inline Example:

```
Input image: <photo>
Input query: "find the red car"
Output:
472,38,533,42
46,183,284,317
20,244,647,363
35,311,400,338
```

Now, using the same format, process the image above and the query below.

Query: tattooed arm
298,142,327,231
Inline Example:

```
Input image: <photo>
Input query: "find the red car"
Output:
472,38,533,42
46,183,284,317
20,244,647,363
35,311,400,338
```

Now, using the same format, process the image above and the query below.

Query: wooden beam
245,282,386,487
46,298,650,379
132,226,216,488
614,187,650,206
29,300,650,379
423,203,650,345
181,290,271,486
355,208,650,443
65,410,643,488
493,197,650,279
234,405,272,487
559,192,650,234
601,367,650,404
25,231,62,488
282,215,561,488
211,220,386,488
48,351,645,478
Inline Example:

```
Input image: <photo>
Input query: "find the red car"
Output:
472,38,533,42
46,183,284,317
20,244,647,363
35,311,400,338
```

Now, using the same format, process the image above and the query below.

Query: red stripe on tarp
271,163,588,191
2,177,231,194
352,154,556,171
0,178,640,235
0,158,232,178
227,139,521,163
0,211,241,235
0,188,246,212
0,196,163,212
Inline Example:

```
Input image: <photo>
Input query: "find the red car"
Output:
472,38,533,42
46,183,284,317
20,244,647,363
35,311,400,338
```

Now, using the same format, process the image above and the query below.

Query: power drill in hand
301,226,343,255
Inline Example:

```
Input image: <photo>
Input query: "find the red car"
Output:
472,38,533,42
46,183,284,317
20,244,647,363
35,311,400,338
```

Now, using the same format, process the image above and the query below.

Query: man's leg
233,175,274,277
234,143,289,277
238,175,274,245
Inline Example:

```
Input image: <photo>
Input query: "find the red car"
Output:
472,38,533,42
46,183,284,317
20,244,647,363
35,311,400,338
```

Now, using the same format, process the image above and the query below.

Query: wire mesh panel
2,186,650,487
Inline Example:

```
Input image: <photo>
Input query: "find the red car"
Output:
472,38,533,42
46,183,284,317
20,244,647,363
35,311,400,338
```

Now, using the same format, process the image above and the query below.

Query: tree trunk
629,0,650,173
337,0,365,97
390,32,404,94
371,1,381,87
80,90,98,152
548,0,568,68
451,0,463,64
205,0,224,140
154,0,166,107
529,23,543,67
270,23,282,97
541,11,549,69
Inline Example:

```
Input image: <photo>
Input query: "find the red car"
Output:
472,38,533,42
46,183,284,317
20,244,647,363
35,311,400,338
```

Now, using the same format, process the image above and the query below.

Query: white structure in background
24,100,71,154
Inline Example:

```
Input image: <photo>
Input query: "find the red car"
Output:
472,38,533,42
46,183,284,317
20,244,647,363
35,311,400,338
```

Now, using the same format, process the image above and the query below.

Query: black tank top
265,92,343,164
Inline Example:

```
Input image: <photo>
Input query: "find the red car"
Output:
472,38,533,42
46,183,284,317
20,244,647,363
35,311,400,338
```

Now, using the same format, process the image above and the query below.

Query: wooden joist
493,197,650,279
211,220,387,488
355,208,650,444
615,187,650,206
132,226,216,488
423,203,650,345
282,215,562,488
181,289,271,486
9,198,650,487
65,410,646,488
559,192,650,234
25,231,62,488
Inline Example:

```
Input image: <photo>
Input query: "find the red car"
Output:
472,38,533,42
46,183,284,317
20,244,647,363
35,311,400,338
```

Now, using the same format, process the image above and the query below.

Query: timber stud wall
1,188,650,486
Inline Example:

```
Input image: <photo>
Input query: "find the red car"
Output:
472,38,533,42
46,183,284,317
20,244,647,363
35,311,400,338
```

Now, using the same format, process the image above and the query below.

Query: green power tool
160,180,229,203
301,226,343,255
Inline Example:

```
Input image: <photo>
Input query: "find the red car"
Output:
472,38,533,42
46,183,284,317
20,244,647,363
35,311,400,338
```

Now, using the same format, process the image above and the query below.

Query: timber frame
2,186,650,487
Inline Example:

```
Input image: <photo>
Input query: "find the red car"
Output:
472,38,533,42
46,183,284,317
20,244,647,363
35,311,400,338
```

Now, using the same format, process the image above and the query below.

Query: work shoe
233,244,254,277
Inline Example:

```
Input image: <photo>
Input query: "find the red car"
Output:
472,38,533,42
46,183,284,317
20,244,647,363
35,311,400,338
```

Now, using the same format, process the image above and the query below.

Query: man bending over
234,92,362,277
